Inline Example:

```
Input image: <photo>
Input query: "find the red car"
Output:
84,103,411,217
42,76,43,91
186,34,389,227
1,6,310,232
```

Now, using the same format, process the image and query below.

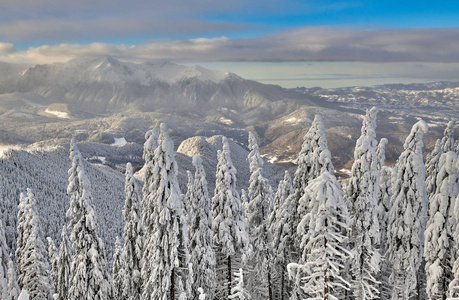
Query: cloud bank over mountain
2,27,459,65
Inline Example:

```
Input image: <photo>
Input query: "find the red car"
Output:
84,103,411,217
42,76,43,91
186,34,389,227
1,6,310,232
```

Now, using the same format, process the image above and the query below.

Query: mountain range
0,56,457,172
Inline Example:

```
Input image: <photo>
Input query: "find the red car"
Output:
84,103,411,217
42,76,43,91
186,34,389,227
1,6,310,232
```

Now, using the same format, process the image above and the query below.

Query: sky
0,0,458,88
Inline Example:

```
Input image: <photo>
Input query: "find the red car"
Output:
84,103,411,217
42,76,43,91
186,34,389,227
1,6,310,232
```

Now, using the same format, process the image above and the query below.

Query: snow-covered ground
112,137,127,146
45,108,70,119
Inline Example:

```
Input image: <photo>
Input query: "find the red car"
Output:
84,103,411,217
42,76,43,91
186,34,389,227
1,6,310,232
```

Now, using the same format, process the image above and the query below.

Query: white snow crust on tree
18,290,29,300
346,107,381,300
66,139,112,300
189,155,216,299
426,139,443,203
441,121,455,153
424,151,458,299
55,226,71,300
288,114,334,260
293,171,351,300
122,162,144,300
387,120,429,300
141,123,189,300
112,237,125,299
245,132,274,300
268,170,293,300
229,268,251,300
212,136,250,299
15,189,53,300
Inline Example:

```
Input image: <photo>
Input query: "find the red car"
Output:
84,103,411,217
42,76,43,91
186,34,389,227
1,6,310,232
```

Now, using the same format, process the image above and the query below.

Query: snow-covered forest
0,107,458,300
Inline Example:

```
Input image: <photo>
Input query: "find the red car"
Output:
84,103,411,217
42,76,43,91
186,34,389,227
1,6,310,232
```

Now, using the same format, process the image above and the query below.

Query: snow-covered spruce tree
268,170,293,300
189,155,216,299
288,114,334,260
229,269,251,300
15,189,53,300
387,120,429,300
1,210,13,300
378,165,395,300
448,161,459,299
56,226,71,300
245,132,274,300
141,123,190,300
66,139,112,300
122,162,144,300
46,237,58,292
376,138,388,171
112,237,125,300
376,137,393,300
441,121,455,153
185,170,194,226
425,151,458,300
292,171,351,300
212,137,250,299
7,260,20,300
455,140,459,154
141,129,159,234
346,107,381,300
426,140,443,203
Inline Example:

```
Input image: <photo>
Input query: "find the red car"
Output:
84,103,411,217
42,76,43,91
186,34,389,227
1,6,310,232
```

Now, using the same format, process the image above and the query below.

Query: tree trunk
228,255,232,299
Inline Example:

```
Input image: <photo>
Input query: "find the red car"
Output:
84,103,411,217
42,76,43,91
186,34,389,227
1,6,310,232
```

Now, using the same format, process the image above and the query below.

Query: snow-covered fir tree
46,237,58,292
56,226,71,300
387,120,429,300
425,151,458,300
376,138,388,171
448,171,459,299
140,129,158,295
15,189,53,300
292,171,351,300
245,132,274,300
378,165,395,300
268,170,293,300
376,137,393,300
0,211,13,300
346,107,381,300
112,237,125,300
122,162,144,300
441,121,455,153
141,129,159,234
7,260,19,300
229,269,251,300
288,114,334,260
189,155,216,299
212,137,250,299
426,139,443,203
141,124,190,300
185,170,194,226
66,139,112,300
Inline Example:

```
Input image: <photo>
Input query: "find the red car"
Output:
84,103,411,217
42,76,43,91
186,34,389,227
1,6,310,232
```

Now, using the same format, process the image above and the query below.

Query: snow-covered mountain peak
18,56,233,86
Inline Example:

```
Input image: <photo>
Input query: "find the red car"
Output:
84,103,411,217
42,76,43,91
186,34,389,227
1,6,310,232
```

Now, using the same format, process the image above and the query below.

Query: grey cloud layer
1,27,459,64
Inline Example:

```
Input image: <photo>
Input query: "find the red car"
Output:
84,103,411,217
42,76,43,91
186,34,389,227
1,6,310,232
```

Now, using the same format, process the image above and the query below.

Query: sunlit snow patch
45,108,70,119
339,169,352,175
112,137,127,146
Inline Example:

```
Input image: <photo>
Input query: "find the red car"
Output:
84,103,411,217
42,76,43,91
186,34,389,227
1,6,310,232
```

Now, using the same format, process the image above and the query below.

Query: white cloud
0,42,16,54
